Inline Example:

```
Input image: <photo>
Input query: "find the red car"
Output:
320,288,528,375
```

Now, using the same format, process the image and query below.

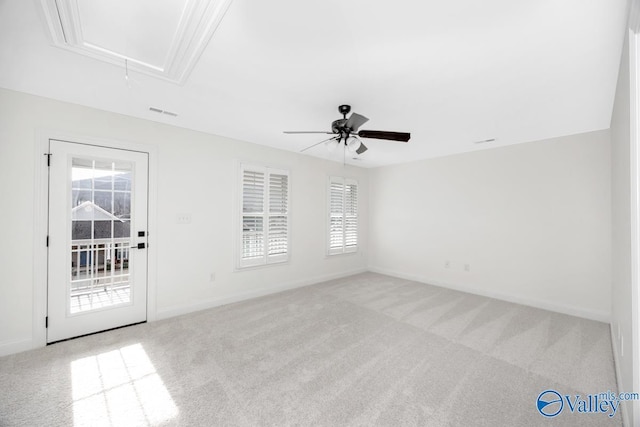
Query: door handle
131,243,146,249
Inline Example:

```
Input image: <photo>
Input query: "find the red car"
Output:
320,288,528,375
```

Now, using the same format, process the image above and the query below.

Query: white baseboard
156,268,368,320
0,337,35,358
368,266,611,323
610,323,630,427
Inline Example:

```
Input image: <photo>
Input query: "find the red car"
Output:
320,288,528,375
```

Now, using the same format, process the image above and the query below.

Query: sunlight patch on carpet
71,343,177,426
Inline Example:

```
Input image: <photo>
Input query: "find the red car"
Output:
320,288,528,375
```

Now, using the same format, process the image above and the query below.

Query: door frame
624,2,640,424
33,130,159,348
629,2,640,424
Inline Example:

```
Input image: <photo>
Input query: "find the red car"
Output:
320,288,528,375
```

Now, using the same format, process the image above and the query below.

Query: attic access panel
39,0,233,84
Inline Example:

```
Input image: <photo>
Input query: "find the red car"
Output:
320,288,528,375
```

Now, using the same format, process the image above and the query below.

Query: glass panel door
47,140,148,343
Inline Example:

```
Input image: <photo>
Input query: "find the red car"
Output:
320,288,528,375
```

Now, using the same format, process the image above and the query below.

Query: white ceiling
0,0,629,167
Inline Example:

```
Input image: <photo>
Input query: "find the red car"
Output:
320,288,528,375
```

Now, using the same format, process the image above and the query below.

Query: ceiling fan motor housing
331,118,349,135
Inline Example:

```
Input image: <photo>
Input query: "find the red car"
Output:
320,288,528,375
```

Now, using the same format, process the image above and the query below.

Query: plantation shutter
241,167,266,267
344,179,358,253
328,177,344,255
240,165,289,268
328,176,358,255
268,172,289,262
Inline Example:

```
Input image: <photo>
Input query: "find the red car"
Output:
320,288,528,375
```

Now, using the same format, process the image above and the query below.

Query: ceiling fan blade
355,141,368,155
357,130,410,142
284,131,334,134
345,113,369,131
300,136,338,153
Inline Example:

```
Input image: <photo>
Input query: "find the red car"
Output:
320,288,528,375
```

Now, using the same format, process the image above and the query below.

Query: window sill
235,259,289,272
326,250,358,258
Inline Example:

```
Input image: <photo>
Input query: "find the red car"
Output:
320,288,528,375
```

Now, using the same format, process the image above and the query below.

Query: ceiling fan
284,105,410,155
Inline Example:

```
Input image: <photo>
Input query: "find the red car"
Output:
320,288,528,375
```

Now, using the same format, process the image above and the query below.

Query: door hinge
44,153,52,167
45,316,48,328
46,235,49,247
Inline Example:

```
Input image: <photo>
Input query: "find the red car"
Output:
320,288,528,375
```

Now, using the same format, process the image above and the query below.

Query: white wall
610,29,636,427
0,88,369,356
369,130,612,321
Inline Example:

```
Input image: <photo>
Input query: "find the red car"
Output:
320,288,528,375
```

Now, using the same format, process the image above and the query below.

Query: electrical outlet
464,264,470,272
176,213,192,224
445,261,450,269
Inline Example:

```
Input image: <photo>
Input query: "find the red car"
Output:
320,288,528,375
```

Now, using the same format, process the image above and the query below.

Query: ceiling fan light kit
284,105,411,159
347,137,360,152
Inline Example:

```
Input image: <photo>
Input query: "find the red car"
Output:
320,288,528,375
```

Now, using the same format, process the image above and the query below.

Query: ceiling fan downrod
333,105,353,143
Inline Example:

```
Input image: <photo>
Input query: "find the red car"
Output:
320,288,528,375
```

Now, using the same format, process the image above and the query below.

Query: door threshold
47,321,147,345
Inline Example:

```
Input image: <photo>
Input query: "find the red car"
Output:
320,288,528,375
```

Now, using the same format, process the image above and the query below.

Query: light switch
176,213,192,224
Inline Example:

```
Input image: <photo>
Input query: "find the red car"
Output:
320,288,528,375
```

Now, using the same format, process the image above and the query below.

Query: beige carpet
0,272,621,426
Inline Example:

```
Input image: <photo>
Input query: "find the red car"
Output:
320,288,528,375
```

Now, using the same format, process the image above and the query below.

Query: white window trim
238,163,290,269
327,175,358,256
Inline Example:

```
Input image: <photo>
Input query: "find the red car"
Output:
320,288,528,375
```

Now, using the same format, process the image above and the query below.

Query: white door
47,140,148,343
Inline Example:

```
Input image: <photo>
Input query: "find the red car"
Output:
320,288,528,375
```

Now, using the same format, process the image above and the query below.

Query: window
328,176,358,255
239,164,289,268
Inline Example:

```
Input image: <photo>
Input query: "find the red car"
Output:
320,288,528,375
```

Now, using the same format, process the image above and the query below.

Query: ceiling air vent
149,107,178,117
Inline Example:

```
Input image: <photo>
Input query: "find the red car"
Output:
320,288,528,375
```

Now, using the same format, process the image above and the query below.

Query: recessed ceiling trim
39,0,69,45
82,42,166,72
38,0,233,84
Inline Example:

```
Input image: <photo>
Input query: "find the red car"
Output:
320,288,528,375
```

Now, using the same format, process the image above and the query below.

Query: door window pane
114,220,130,238
93,191,113,213
113,192,131,218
